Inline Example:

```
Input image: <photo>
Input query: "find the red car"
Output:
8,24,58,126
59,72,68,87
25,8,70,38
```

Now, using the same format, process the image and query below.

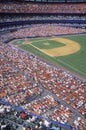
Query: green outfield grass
56,35,86,77
12,34,86,77
13,39,24,45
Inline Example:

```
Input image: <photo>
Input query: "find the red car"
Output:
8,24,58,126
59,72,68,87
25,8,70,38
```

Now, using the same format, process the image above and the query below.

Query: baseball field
12,34,86,77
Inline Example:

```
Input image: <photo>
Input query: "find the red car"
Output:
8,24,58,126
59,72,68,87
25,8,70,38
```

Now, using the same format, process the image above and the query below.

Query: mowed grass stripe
57,59,86,77
58,59,86,76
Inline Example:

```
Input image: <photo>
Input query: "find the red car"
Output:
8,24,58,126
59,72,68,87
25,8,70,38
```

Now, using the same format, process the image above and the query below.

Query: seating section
0,3,86,13
2,24,85,38
0,14,86,23
0,103,68,130
0,24,86,130
0,1,86,129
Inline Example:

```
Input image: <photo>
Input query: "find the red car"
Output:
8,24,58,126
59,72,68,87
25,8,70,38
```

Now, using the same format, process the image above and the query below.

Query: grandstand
0,0,86,130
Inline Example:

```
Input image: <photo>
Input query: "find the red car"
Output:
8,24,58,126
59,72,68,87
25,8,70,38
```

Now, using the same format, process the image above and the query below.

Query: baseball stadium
0,0,86,130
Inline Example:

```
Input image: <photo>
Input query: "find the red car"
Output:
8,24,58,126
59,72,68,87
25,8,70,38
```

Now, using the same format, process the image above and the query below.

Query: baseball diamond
12,37,81,57
11,34,86,77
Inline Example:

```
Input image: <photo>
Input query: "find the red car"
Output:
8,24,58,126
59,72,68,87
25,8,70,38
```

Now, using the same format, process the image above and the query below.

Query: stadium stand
0,3,86,13
0,24,86,130
0,0,86,130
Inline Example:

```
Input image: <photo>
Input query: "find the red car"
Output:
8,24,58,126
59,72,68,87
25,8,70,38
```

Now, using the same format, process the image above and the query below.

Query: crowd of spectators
1,24,85,39
0,14,86,32
0,15,86,23
0,48,43,106
0,3,86,13
8,24,86,38
0,24,86,130
0,24,86,35
0,1,86,129
0,103,62,130
0,104,18,130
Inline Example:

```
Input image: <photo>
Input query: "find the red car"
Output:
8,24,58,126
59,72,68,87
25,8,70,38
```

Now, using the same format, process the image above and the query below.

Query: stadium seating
0,24,86,129
0,3,86,13
0,1,86,130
